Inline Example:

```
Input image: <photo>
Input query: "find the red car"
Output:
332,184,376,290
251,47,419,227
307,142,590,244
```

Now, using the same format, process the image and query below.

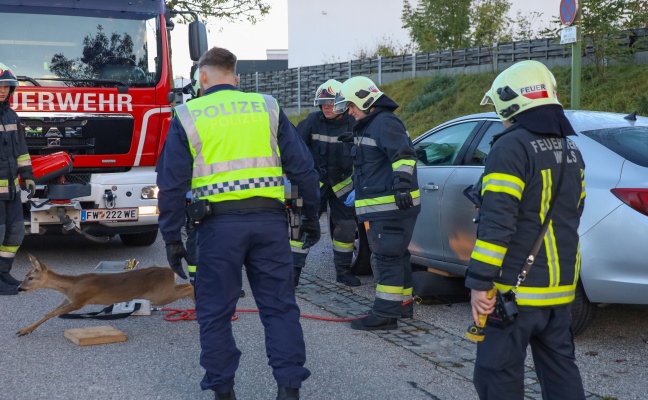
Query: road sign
560,0,578,26
561,26,578,44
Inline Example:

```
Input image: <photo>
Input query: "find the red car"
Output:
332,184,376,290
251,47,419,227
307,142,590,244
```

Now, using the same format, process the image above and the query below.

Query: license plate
81,208,138,222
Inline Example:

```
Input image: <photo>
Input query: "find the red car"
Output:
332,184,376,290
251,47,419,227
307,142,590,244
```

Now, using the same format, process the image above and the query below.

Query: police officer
0,63,35,296
156,47,320,400
465,60,586,399
292,79,359,287
333,76,420,330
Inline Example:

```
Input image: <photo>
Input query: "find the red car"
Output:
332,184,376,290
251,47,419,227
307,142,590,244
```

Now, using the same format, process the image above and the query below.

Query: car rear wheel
120,229,158,246
570,280,596,336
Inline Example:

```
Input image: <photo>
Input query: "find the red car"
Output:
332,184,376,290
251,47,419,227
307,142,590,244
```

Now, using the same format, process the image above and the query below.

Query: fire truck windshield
0,11,162,88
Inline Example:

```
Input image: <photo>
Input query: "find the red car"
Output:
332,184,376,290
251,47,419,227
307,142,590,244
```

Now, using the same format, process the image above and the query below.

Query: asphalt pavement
0,220,646,400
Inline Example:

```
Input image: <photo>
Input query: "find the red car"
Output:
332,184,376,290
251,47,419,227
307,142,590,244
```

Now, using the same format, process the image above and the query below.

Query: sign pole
571,14,581,110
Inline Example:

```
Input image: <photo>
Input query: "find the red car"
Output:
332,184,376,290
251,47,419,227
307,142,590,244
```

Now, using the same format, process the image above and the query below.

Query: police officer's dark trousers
195,211,310,392
474,304,585,400
365,216,416,318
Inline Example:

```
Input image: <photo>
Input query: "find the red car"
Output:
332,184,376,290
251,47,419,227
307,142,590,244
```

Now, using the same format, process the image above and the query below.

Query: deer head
17,254,50,293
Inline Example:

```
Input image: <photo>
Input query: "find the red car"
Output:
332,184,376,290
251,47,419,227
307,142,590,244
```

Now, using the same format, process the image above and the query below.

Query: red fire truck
0,0,206,246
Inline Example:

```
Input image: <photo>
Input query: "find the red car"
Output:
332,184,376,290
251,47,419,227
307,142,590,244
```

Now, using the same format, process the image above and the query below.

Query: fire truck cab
0,0,206,245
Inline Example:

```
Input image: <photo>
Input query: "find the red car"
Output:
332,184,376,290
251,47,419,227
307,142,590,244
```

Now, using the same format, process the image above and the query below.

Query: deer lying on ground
16,254,195,336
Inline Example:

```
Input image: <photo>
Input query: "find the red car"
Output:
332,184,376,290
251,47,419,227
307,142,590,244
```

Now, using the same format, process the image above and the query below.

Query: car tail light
611,188,648,216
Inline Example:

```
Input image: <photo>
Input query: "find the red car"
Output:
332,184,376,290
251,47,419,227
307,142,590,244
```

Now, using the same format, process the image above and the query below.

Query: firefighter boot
350,312,397,331
0,272,22,287
276,386,299,400
214,388,236,400
293,267,302,287
335,265,361,287
0,279,18,295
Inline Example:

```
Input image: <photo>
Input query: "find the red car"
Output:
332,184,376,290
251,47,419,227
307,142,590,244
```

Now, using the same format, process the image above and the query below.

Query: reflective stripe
332,239,353,253
0,245,18,258
355,190,420,216
402,287,413,297
375,284,404,301
187,265,197,273
354,137,377,147
17,154,31,168
392,159,415,175
482,172,525,200
470,239,507,267
541,169,560,286
176,104,280,177
495,283,576,306
0,124,17,131
193,176,283,199
332,175,353,198
580,168,586,201
290,240,309,254
312,134,342,144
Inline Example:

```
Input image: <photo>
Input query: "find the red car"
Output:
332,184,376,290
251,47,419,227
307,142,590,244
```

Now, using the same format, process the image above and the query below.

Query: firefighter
292,79,359,287
333,76,420,330
156,47,320,400
466,60,586,399
0,63,35,296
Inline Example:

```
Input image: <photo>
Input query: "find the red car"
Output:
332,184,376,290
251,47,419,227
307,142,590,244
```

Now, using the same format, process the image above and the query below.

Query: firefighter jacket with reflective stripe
350,99,420,222
156,84,320,243
465,123,586,307
0,100,33,201
297,111,355,199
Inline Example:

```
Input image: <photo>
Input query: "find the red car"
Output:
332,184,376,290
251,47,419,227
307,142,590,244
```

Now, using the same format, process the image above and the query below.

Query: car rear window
580,126,648,167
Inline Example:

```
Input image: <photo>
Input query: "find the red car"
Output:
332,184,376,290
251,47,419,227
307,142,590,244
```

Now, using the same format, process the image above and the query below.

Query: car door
440,119,504,266
410,119,484,265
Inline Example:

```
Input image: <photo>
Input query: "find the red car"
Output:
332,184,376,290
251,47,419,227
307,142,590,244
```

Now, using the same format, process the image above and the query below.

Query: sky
170,0,562,78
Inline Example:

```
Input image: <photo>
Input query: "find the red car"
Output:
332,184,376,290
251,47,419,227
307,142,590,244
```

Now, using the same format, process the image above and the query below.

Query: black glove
24,179,36,199
165,241,188,279
395,189,414,210
299,218,321,250
393,178,414,210
337,132,354,143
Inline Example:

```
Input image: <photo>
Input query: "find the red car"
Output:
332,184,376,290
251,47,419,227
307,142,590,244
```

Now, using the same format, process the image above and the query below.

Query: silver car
391,109,648,335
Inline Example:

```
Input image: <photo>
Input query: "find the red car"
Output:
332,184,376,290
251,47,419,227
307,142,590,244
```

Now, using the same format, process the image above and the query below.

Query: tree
510,10,546,41
352,35,414,59
165,0,270,24
402,0,471,52
542,0,648,74
470,0,512,47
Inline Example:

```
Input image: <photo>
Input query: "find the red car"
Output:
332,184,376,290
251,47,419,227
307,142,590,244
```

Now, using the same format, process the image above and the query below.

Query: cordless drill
465,287,498,342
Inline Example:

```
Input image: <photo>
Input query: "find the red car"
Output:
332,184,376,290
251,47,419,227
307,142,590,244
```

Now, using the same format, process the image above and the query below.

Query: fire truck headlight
141,186,159,199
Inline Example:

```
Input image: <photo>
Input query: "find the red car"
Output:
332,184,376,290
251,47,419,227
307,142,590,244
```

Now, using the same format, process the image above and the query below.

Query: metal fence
238,28,648,113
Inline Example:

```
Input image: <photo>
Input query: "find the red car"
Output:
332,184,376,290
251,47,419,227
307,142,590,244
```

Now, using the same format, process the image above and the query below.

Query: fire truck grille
21,115,135,157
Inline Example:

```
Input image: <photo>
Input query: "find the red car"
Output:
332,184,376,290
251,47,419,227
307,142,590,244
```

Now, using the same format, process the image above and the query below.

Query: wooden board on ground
64,326,127,346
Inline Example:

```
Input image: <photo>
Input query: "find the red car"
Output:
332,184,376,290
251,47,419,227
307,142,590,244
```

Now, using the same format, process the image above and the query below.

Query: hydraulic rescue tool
465,287,498,342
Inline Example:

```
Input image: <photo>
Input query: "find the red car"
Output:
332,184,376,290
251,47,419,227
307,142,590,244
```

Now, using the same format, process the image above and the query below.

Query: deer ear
28,254,47,271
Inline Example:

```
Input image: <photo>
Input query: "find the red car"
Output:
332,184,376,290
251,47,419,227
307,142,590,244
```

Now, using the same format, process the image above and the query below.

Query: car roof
429,110,648,134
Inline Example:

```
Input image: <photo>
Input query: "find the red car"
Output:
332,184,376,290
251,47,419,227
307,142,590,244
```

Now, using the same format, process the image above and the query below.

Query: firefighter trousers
0,196,25,274
291,192,355,270
474,304,585,400
195,211,310,393
365,216,417,318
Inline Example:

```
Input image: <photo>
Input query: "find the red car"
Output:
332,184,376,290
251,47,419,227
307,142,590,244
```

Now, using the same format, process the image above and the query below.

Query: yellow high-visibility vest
174,90,284,203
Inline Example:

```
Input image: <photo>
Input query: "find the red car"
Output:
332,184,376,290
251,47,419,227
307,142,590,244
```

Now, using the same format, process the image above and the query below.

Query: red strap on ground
161,308,360,322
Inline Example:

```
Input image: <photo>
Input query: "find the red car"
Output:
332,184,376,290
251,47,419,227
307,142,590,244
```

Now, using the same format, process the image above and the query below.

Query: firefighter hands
24,179,36,199
299,217,321,250
470,289,496,326
165,241,189,279
337,132,354,143
393,179,414,210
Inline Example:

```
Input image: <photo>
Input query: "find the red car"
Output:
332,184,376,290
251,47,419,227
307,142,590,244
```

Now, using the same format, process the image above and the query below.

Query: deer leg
17,299,82,336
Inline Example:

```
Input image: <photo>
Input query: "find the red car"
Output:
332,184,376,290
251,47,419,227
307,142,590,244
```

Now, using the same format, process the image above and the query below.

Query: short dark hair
198,47,237,73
